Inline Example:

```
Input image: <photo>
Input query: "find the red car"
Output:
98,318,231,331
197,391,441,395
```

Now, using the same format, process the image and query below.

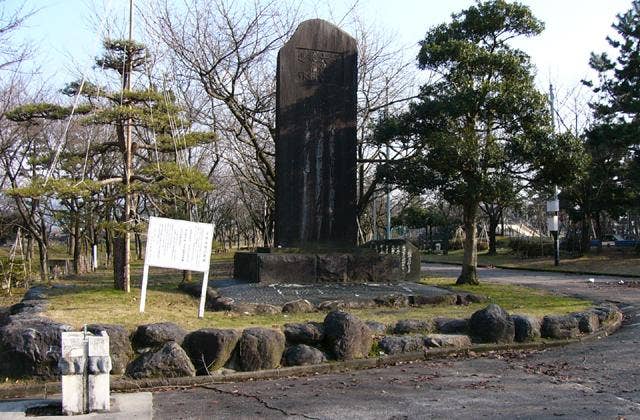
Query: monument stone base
233,239,421,284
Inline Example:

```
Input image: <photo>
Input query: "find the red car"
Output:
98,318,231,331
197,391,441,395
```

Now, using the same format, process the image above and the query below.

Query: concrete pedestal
234,239,421,284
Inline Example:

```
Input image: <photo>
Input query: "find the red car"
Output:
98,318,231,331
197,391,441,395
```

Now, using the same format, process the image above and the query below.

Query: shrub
508,237,555,258
0,257,31,292
448,240,489,251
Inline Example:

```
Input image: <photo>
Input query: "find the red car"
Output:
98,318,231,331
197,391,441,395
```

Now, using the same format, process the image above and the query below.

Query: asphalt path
152,264,640,419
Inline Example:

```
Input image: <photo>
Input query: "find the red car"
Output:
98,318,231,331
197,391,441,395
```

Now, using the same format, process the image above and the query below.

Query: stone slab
212,279,452,307
233,240,421,284
233,251,407,284
275,19,358,248
0,392,152,420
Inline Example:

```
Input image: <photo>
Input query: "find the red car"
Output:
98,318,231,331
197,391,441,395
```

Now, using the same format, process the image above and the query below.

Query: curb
0,312,623,400
421,260,640,279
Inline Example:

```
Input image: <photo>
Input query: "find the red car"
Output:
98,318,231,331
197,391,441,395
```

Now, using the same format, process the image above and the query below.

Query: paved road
152,265,640,419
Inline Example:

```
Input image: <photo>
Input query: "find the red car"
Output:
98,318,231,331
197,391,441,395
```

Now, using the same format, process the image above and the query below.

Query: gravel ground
210,279,452,305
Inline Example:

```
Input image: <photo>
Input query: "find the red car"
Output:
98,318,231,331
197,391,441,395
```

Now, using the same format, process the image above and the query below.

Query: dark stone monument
233,20,420,284
275,19,357,248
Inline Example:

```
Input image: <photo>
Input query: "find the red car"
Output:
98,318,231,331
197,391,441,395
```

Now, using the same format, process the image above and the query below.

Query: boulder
236,328,285,371
541,315,580,339
126,341,195,379
574,312,600,334
379,335,424,355
0,307,10,327
282,344,327,366
423,334,471,348
254,304,282,315
0,315,72,379
86,324,134,374
317,299,375,311
411,294,457,306
177,282,219,304
10,300,48,315
591,304,622,324
457,293,488,305
373,294,409,308
283,322,324,346
365,321,388,335
323,311,372,360
282,299,315,314
511,315,541,342
230,302,281,315
130,322,187,352
434,318,468,334
393,319,433,334
317,300,347,311
22,286,49,301
182,328,241,374
208,296,235,311
468,304,515,343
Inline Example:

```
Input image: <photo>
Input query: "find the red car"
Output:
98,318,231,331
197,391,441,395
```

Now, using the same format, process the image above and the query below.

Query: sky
6,0,634,101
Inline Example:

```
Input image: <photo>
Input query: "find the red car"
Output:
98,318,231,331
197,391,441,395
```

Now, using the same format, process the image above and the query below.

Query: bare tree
146,0,418,245
0,0,35,72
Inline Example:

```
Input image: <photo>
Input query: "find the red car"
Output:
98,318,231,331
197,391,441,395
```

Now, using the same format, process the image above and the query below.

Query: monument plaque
275,19,358,248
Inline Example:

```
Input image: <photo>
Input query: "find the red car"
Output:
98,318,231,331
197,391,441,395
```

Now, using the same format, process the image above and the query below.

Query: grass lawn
39,262,593,333
423,247,640,277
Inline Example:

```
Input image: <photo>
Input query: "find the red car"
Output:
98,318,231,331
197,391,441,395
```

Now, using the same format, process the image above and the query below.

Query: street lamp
546,187,560,266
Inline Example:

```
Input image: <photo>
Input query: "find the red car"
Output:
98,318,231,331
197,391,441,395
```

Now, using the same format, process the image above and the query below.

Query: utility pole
121,0,134,292
384,79,391,240
548,83,560,266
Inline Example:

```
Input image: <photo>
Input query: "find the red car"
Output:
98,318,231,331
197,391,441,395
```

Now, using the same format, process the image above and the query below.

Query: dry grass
38,263,593,333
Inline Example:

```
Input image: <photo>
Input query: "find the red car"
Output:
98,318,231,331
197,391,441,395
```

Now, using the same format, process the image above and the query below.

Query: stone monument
275,19,357,248
233,19,420,284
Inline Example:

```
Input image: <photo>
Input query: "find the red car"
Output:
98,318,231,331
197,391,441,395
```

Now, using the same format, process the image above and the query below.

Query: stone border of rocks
177,281,488,314
0,308,623,400
0,286,624,400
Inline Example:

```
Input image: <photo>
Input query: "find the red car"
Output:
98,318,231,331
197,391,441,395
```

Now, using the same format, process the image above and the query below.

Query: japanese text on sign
144,216,213,272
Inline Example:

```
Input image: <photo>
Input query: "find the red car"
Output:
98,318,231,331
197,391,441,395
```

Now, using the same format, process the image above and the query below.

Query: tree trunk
457,203,479,285
25,235,33,263
443,226,450,255
135,232,143,260
113,236,127,290
594,212,602,240
36,239,48,281
487,213,500,256
182,270,192,283
73,215,81,274
580,216,590,252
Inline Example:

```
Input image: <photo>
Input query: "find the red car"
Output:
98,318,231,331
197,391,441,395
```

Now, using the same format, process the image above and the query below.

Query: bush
496,236,511,249
508,237,555,258
448,240,489,251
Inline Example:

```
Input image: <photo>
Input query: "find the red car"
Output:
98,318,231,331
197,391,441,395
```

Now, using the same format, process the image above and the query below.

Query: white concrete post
60,330,111,415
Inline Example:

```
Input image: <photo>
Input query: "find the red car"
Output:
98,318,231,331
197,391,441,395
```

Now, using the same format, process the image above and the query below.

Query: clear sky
7,0,634,97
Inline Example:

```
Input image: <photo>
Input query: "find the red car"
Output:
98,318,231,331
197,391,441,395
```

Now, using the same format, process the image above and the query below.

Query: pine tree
374,1,584,284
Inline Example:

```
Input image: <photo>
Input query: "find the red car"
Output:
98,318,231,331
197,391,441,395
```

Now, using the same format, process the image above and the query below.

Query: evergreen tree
585,0,640,224
5,40,215,289
375,1,583,284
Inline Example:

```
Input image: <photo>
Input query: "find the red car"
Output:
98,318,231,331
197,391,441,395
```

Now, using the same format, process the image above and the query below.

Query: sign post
140,216,214,318
546,188,560,267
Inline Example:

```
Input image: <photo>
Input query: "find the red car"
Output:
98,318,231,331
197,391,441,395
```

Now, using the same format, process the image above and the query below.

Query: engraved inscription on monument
295,48,344,85
275,19,357,248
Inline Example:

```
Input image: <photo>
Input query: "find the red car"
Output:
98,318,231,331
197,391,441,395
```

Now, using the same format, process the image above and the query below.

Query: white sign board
140,217,214,318
145,216,213,271
547,215,559,232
